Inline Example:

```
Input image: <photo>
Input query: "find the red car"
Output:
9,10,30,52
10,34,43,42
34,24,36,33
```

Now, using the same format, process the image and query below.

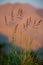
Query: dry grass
23,23,25,30
0,16,43,65
26,18,29,28
14,24,18,33
5,16,7,25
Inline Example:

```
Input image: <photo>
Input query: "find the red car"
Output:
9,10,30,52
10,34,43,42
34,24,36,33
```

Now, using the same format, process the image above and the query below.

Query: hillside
0,3,43,50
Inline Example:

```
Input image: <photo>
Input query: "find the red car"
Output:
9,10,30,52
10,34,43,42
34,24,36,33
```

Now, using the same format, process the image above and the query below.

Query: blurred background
0,0,43,9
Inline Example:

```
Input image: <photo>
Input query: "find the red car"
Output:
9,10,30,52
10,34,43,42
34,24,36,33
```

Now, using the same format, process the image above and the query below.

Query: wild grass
0,34,43,65
5,16,7,25
0,18,43,65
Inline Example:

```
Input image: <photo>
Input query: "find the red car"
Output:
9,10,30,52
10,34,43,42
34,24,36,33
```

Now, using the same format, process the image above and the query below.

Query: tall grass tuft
0,24,43,65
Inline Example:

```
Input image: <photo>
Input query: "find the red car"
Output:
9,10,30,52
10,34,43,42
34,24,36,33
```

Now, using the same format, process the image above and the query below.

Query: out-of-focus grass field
0,40,43,65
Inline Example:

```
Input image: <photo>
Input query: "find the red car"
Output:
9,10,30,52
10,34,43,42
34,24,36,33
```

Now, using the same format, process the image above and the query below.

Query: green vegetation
0,34,43,65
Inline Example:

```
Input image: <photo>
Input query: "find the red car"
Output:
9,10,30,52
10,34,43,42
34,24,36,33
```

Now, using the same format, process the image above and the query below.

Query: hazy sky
0,0,43,9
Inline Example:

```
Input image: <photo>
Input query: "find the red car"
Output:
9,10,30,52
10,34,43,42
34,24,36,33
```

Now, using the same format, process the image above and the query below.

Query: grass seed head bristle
23,23,25,30
5,16,7,25
26,18,29,28
11,10,14,21
25,33,29,51
14,24,18,33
